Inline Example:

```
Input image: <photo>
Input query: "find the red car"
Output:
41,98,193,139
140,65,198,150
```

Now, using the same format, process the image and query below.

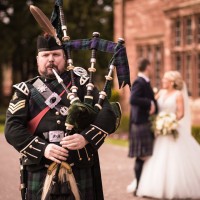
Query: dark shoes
133,190,137,197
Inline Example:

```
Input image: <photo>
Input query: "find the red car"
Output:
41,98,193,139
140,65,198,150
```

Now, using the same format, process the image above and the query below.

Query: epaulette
13,82,29,96
13,76,39,96
73,66,89,85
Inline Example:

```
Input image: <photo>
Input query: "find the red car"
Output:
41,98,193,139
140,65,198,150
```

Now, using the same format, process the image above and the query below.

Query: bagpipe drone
27,1,130,200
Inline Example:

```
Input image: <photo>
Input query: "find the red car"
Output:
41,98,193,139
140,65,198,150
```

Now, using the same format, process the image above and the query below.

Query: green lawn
0,125,4,133
105,137,129,147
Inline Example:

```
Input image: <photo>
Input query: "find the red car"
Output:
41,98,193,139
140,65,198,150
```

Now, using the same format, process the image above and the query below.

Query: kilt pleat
27,168,47,200
128,123,154,157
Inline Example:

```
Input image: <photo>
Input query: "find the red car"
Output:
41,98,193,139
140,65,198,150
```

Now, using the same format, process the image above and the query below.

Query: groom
128,58,157,195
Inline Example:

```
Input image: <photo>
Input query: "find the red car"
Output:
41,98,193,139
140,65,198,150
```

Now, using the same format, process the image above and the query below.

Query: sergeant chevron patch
8,100,26,114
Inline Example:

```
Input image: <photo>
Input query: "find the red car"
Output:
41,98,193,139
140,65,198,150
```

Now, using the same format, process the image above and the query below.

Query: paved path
0,134,148,200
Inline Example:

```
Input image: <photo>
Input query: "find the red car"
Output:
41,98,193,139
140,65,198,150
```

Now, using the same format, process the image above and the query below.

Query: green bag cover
110,102,122,131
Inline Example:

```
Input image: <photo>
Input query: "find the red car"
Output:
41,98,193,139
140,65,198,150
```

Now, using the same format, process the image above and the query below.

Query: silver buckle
73,67,89,85
45,92,61,109
49,131,64,142
80,76,89,85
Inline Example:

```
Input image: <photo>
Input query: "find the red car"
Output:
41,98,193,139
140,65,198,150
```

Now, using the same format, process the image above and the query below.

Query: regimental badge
12,92,18,101
8,100,26,114
60,106,68,116
73,66,89,85
37,83,47,93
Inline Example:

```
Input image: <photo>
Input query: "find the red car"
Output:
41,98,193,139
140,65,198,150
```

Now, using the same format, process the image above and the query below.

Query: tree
0,0,114,106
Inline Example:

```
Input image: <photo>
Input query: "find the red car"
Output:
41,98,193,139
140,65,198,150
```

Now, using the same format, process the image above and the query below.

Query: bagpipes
28,1,130,200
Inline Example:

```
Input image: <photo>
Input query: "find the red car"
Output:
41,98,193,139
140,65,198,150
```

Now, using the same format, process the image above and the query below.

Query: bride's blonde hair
164,70,183,90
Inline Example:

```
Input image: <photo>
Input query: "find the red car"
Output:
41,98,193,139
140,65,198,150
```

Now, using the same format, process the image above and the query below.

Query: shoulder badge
73,66,89,85
8,100,26,114
13,82,29,96
12,92,18,101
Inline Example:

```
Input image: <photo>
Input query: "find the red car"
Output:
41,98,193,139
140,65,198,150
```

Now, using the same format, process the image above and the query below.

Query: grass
0,125,4,133
105,137,129,147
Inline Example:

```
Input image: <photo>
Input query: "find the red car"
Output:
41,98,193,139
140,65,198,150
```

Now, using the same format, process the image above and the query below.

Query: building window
155,45,162,88
197,53,200,96
197,16,200,43
185,16,192,45
175,53,182,71
172,16,200,97
137,46,144,58
136,44,163,88
185,53,192,96
174,19,181,46
147,46,152,61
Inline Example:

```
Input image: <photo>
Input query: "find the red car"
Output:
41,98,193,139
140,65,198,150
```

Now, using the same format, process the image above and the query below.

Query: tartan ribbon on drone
61,38,130,89
51,0,130,89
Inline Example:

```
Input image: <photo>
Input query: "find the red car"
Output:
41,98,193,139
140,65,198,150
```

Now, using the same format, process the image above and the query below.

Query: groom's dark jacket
130,76,157,124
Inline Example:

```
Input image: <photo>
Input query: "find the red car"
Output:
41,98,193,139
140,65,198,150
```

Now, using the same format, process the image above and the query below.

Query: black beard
43,72,56,80
43,63,60,79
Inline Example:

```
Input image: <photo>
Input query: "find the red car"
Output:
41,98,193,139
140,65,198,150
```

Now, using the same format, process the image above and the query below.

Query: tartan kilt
26,165,102,200
128,122,154,158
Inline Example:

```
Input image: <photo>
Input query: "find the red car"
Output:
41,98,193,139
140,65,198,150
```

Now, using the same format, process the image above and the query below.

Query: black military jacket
5,70,116,171
130,76,158,124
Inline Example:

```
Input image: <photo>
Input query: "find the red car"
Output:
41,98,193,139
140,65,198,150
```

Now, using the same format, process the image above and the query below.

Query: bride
137,71,200,199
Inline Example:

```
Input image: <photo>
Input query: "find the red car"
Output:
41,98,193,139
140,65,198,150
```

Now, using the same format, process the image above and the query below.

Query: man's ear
36,56,39,65
63,51,66,60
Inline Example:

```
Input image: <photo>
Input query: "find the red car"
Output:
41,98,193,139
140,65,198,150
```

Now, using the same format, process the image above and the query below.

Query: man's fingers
44,144,68,162
66,142,77,148
49,156,61,164
60,139,77,146
52,153,67,161
61,134,80,141
50,148,69,159
53,144,68,153
48,151,68,162
60,134,88,150
61,143,76,149
60,134,81,145
52,148,68,157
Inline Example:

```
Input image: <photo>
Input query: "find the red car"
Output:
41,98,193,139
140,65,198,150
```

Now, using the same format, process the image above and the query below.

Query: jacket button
57,120,61,124
55,111,59,115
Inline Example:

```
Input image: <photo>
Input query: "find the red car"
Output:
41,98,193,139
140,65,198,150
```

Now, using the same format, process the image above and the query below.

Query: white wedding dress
137,90,200,199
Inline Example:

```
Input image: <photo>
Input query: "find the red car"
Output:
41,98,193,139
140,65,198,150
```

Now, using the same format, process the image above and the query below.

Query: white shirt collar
138,72,150,82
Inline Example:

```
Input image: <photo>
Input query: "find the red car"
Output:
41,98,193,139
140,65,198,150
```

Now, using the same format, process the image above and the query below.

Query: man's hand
149,101,156,115
44,143,68,163
60,134,89,150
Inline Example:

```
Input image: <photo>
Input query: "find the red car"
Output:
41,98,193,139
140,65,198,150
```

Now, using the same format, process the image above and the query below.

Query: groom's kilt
128,122,154,157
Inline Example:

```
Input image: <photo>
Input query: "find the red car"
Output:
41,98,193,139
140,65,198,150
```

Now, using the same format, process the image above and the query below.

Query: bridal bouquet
152,111,179,138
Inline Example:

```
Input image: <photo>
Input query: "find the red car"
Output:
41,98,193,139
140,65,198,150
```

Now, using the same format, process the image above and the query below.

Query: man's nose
49,54,55,62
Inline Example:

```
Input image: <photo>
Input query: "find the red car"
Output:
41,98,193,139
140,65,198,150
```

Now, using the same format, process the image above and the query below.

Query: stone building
114,0,200,125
